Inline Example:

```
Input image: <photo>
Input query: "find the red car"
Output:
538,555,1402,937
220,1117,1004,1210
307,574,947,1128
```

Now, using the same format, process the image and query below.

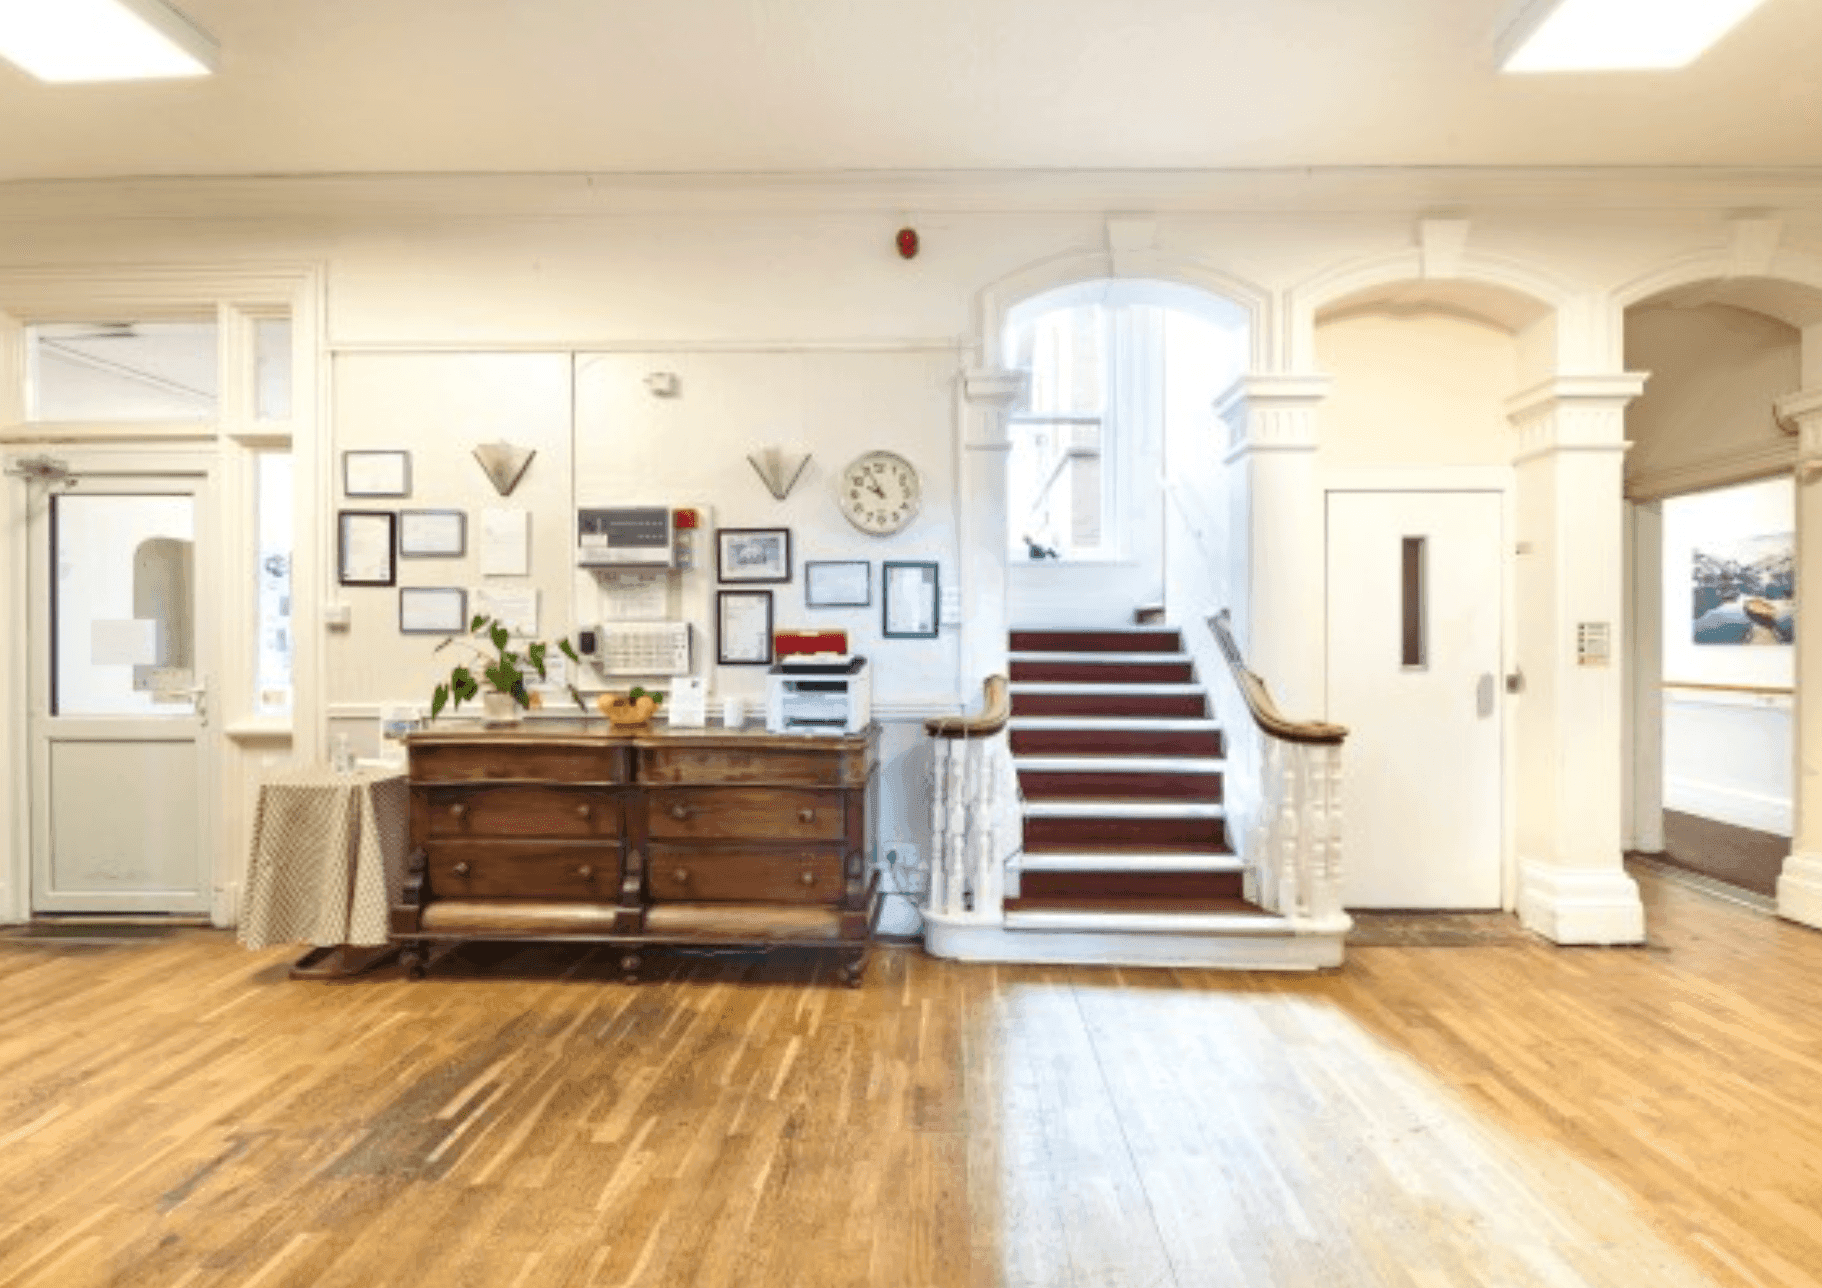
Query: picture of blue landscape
1692,532,1795,645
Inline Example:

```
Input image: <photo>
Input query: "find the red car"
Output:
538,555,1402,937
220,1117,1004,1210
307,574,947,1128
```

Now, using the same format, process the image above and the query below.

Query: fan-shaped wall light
0,0,218,83
1496,0,1770,72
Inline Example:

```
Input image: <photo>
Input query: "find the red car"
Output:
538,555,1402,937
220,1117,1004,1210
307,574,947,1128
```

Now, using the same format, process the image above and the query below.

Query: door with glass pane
29,469,216,913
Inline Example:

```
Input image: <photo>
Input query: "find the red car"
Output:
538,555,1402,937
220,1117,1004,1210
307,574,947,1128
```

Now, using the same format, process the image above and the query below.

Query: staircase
988,625,1331,968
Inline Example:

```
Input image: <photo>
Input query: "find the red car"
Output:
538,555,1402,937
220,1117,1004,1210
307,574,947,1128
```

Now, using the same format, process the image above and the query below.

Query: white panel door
1326,491,1503,909
30,470,215,913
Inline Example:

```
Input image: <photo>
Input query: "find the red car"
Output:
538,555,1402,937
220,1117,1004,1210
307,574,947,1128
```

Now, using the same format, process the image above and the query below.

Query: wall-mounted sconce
747,446,812,501
644,372,680,398
472,441,537,497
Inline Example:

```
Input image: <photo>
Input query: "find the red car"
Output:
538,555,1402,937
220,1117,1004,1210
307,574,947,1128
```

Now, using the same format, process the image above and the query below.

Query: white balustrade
926,728,1018,922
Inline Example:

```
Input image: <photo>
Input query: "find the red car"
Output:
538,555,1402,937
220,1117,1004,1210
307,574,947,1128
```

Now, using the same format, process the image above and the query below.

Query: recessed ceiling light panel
1497,0,1770,72
0,0,218,83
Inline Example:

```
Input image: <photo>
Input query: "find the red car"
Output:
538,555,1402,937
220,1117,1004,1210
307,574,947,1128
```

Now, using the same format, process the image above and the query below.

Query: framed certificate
717,590,774,665
399,587,468,634
805,560,870,608
883,561,939,639
399,509,466,558
716,527,791,584
337,511,397,586
342,450,411,498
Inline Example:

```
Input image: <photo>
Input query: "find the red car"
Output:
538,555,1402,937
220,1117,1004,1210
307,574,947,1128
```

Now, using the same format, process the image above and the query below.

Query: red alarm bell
896,227,919,259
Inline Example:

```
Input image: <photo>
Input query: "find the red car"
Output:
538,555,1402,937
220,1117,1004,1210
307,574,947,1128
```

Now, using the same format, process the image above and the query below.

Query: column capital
1775,387,1822,462
1507,373,1647,464
1505,373,1649,424
1217,373,1334,462
962,368,1027,410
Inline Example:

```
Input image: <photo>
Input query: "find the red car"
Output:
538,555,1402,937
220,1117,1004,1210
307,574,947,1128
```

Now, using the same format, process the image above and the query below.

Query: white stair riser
1019,853,1243,873
1015,756,1223,774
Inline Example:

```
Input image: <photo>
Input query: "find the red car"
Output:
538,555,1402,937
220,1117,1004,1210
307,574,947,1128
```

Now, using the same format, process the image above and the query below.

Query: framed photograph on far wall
342,449,411,497
882,560,939,638
716,527,792,584
399,587,468,635
399,509,466,558
717,589,774,665
805,560,870,608
337,510,397,586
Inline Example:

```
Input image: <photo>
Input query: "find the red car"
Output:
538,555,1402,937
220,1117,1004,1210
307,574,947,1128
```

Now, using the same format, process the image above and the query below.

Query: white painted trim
1023,800,1224,819
1009,651,1193,665
1663,778,1792,838
1516,858,1646,944
333,338,962,356
1019,851,1242,872
923,910,1343,970
1013,755,1222,773
1009,681,1203,695
1627,439,1795,502
1776,851,1822,930
1010,715,1219,731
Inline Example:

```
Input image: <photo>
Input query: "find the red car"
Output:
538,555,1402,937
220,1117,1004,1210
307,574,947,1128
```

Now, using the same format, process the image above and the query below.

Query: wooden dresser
391,722,879,984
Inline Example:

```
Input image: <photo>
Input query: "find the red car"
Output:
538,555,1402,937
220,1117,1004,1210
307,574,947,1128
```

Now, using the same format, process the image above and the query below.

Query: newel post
958,368,1027,689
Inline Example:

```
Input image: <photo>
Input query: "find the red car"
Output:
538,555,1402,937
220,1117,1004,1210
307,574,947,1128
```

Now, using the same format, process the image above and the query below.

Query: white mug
721,696,744,728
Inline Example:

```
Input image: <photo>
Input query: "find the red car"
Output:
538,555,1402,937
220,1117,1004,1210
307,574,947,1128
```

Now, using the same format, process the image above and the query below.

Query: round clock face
838,451,920,535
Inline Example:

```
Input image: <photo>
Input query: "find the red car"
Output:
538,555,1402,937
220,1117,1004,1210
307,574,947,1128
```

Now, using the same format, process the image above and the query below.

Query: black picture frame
717,589,774,665
342,449,412,498
716,527,792,584
398,509,467,558
882,560,940,639
399,587,468,635
337,510,397,586
804,560,871,608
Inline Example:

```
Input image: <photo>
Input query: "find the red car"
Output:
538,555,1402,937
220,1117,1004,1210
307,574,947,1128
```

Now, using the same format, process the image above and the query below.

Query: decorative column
957,369,1026,691
1508,375,1649,944
1776,388,1822,928
1217,374,1332,718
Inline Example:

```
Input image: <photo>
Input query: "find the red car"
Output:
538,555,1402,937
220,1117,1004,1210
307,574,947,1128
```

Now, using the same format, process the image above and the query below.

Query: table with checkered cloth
239,766,409,950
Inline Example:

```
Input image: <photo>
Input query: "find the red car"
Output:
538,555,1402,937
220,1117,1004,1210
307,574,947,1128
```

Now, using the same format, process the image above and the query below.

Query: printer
766,630,871,734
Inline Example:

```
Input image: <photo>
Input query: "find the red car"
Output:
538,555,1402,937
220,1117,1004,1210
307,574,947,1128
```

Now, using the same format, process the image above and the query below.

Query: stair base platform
923,908,1345,971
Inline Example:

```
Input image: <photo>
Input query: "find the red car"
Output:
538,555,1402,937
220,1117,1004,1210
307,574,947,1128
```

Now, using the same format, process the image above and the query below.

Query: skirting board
923,913,1344,971
1776,852,1822,931
1517,859,1646,945
1664,777,1792,838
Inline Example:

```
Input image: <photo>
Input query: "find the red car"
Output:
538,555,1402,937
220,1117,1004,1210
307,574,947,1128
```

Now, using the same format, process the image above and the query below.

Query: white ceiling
0,0,1819,182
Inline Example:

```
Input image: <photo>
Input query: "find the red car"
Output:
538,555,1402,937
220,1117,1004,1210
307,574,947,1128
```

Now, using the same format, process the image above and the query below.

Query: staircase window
1008,303,1112,560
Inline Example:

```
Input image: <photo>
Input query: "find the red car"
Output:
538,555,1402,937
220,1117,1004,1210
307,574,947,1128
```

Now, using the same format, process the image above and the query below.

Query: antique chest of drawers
391,723,879,983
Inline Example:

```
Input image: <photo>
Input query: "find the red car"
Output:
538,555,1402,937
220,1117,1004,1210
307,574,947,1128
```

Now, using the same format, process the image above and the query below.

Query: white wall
1660,476,1794,836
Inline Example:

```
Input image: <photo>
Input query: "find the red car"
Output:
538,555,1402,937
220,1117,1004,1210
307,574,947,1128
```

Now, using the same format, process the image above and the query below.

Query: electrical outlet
882,842,919,870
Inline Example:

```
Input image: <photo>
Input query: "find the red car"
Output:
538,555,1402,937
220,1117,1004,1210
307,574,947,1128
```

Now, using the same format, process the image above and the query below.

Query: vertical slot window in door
253,316,292,422
1401,535,1427,669
254,452,294,716
53,493,197,716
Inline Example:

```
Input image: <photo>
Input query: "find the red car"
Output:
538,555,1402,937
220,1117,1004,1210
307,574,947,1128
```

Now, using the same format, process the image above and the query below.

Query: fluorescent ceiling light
0,0,217,83
1497,0,1769,72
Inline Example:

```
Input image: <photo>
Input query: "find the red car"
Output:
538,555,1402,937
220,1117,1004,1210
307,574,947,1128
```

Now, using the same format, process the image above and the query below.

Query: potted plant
430,615,585,723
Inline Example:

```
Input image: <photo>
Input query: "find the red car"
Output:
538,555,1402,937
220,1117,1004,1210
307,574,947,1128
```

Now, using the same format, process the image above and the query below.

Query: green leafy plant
625,685,666,709
430,615,585,720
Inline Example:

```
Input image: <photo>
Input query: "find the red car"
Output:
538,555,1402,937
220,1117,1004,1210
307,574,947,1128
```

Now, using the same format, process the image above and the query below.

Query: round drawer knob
449,802,468,819
453,861,471,877
577,864,594,880
576,804,593,820
798,808,815,824
800,870,817,886
670,804,691,820
672,868,690,883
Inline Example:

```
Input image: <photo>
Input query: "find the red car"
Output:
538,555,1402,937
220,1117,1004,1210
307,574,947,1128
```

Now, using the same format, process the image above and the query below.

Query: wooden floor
3,865,1822,1287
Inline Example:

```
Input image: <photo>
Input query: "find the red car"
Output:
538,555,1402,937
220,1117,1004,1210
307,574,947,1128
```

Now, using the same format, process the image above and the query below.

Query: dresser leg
400,941,429,981
840,950,867,988
620,952,642,983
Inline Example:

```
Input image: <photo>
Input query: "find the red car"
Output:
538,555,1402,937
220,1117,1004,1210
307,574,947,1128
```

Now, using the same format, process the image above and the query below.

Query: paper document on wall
481,508,531,576
474,586,539,637
602,572,668,621
667,676,706,728
92,619,158,666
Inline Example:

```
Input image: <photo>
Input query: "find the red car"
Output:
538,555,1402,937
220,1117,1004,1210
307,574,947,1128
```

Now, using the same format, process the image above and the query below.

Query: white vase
481,691,521,725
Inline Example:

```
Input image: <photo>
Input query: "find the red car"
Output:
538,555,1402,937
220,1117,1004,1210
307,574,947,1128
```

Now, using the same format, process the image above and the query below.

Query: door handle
1476,673,1495,719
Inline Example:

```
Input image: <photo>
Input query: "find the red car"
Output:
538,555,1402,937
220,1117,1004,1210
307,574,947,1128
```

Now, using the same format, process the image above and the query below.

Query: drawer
427,841,618,900
646,846,843,904
410,740,630,786
638,745,868,788
647,788,844,841
423,785,622,839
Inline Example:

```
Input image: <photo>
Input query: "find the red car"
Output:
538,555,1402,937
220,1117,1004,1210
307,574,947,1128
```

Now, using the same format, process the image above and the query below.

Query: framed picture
1692,532,1795,645
399,509,467,558
716,527,792,584
399,587,468,635
343,450,411,498
338,511,397,586
805,560,870,608
883,561,940,639
717,589,774,665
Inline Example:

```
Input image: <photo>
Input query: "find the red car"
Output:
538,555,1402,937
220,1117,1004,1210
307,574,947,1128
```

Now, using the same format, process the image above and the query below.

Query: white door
29,467,216,914
1326,491,1503,909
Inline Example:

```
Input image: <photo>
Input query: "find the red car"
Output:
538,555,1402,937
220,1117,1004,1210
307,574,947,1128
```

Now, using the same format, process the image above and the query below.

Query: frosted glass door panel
54,494,196,716
45,739,200,903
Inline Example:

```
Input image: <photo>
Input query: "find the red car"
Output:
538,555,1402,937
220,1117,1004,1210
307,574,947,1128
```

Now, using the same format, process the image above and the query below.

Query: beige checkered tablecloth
238,766,409,950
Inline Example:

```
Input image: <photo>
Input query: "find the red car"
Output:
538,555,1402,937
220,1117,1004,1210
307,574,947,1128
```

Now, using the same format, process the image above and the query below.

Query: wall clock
838,450,920,536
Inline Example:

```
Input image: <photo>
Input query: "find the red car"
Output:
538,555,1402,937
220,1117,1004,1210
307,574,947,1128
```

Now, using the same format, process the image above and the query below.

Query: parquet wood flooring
2,865,1820,1286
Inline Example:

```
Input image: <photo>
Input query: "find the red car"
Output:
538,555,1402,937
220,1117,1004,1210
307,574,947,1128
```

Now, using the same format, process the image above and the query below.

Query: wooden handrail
1210,610,1347,747
1662,680,1794,697
925,675,1011,739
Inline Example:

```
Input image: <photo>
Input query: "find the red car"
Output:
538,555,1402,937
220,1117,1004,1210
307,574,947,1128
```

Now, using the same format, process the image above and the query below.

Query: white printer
765,630,871,734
